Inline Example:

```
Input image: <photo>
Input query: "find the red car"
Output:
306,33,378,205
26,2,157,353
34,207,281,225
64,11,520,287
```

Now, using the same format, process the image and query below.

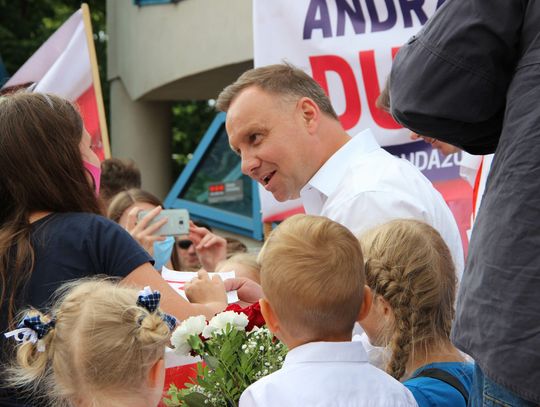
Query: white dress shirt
300,129,464,279
239,341,418,407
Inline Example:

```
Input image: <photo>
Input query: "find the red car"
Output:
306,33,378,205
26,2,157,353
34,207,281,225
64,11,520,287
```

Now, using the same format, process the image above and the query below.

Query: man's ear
298,97,321,132
357,285,373,321
148,357,165,388
260,298,280,334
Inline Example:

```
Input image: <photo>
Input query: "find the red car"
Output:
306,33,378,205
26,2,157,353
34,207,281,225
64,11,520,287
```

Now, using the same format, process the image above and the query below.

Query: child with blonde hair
359,219,473,407
239,214,417,407
215,253,260,284
4,279,176,407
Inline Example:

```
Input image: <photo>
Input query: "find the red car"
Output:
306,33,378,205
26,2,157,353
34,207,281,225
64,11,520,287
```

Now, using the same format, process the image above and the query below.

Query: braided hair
361,219,456,380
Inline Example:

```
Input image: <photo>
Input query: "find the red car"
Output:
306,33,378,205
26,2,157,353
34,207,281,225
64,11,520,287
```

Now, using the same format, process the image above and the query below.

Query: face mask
153,236,175,272
83,160,101,195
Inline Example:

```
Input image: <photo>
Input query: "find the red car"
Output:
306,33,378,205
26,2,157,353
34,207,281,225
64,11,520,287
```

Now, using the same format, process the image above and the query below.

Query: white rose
202,311,249,338
170,315,206,356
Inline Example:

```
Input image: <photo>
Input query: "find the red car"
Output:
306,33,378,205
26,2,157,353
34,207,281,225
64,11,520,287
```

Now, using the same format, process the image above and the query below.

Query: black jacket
390,0,540,403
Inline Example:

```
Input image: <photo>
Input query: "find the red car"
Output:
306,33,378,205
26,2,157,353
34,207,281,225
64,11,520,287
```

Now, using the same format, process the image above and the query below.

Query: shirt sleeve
86,216,153,279
389,0,525,154
239,386,258,407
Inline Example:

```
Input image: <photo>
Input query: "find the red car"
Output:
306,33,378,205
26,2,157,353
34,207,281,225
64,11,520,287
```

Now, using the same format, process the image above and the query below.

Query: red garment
225,302,265,331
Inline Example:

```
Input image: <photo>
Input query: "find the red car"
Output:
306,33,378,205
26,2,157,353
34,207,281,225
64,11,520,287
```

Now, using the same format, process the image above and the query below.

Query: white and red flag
2,4,110,160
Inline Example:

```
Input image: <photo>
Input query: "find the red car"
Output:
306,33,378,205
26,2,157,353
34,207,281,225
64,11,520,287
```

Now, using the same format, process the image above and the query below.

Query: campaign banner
2,5,110,160
253,0,472,252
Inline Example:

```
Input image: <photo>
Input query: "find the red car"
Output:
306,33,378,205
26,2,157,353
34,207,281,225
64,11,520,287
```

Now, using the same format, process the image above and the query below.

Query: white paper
164,347,201,368
161,266,239,304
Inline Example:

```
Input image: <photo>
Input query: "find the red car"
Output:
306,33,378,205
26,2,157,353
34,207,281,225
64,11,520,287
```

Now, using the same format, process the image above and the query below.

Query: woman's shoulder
37,212,121,231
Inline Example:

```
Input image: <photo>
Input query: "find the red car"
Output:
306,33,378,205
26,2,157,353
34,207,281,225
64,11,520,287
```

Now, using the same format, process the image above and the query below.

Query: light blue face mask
153,236,175,272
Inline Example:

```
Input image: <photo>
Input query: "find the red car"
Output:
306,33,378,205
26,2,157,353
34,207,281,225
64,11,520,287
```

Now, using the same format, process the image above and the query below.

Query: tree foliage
0,0,107,113
0,0,215,180
171,100,217,177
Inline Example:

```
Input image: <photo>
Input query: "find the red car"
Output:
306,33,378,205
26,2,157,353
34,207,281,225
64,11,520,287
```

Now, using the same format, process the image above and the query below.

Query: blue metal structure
164,112,263,240
0,55,9,87
133,0,179,6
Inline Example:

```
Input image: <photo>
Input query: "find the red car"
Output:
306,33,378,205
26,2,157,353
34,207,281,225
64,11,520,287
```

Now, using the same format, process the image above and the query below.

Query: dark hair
0,92,101,326
100,158,142,204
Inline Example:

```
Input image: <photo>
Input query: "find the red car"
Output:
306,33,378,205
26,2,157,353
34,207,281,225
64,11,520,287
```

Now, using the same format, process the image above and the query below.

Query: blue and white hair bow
4,314,55,352
137,286,177,331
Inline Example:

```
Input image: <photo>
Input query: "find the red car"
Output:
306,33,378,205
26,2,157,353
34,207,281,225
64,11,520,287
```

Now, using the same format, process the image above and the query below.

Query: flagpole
81,3,111,159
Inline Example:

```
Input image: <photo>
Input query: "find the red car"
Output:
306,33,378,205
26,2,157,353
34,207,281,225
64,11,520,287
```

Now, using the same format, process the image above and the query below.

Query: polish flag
2,4,110,160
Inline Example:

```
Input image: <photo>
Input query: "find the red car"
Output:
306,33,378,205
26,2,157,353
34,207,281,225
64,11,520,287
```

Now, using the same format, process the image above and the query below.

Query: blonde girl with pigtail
4,279,176,407
358,219,473,407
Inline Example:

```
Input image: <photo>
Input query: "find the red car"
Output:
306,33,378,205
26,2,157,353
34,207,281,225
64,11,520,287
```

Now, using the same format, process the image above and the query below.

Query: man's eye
249,134,261,144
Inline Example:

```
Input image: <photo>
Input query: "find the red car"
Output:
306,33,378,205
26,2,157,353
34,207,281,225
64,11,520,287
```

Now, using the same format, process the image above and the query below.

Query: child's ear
379,296,393,317
259,298,280,334
148,357,165,388
357,285,373,321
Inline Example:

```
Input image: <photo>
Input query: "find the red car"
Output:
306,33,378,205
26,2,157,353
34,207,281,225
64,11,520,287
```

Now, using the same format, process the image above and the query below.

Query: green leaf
184,392,209,407
204,354,220,370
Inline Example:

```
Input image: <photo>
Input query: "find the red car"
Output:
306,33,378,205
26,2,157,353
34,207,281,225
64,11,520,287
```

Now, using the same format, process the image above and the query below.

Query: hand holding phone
137,209,190,236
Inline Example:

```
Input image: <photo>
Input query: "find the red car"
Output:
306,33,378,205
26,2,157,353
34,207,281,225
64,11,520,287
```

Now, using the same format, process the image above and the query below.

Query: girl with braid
4,279,176,407
359,219,473,407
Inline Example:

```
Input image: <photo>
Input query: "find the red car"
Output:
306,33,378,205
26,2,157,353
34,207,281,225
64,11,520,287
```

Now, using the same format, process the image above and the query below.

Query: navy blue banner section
384,141,462,182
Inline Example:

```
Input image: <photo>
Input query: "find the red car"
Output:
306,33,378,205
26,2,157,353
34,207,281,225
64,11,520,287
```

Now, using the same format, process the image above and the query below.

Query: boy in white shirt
239,214,418,407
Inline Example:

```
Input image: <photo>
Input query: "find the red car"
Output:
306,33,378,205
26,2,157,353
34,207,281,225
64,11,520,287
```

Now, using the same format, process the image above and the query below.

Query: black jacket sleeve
389,0,526,155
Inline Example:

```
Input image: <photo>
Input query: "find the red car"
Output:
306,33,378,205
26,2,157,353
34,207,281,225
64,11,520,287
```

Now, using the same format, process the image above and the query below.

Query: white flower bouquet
164,311,287,407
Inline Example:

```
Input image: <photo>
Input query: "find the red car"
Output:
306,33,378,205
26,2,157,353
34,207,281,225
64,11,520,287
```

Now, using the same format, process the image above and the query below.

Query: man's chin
272,190,300,202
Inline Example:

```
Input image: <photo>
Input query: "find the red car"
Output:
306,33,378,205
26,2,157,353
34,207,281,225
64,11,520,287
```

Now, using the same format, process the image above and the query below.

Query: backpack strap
411,367,469,405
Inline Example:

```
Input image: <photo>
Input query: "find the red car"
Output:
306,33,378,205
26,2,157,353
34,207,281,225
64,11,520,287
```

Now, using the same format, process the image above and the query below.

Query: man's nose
241,154,260,177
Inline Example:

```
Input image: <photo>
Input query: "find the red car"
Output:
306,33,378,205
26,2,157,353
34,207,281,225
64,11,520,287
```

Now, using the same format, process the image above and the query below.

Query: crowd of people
2,1,539,406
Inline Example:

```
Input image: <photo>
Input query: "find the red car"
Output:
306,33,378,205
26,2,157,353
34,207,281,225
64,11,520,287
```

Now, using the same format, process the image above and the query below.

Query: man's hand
224,277,263,305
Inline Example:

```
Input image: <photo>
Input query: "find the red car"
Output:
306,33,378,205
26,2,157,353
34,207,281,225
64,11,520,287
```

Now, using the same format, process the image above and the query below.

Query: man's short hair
216,63,339,120
100,158,142,203
258,214,365,339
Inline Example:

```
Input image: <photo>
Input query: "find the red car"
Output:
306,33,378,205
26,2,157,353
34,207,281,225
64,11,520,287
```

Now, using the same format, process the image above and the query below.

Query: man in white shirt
240,214,417,407
216,63,463,276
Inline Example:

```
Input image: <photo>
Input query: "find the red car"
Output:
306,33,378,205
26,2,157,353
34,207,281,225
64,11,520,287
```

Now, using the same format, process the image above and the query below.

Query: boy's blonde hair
360,219,457,380
259,214,364,339
7,279,172,407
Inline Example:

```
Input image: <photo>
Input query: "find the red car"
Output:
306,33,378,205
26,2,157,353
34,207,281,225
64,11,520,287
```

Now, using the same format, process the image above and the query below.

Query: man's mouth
261,171,276,186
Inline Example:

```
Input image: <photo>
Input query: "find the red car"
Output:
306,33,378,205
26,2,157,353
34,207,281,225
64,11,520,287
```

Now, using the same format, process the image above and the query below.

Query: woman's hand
123,205,167,256
188,222,227,271
184,270,228,315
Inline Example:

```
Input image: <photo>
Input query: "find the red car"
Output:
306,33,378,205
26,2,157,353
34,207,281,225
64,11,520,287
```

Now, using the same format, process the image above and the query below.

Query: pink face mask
83,160,101,195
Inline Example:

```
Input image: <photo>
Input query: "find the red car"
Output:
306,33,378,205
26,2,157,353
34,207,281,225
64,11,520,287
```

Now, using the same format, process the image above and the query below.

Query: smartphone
137,209,190,236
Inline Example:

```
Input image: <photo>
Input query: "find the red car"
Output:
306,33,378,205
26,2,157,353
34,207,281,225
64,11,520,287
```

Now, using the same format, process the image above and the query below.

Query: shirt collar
284,341,369,366
300,129,380,209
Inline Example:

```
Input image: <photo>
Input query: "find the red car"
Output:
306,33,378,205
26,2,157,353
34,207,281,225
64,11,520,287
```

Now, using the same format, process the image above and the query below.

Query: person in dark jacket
389,1,540,405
